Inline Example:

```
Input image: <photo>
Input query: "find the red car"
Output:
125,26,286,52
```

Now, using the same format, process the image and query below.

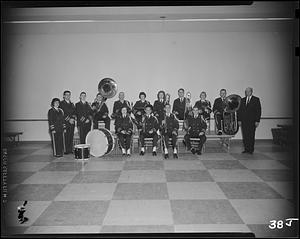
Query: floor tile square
3,201,51,227
21,155,55,162
82,161,124,171
39,162,85,171
230,199,295,224
54,183,117,201
266,182,294,199
22,172,78,184
202,160,246,169
166,170,213,182
25,225,102,234
8,148,38,155
167,182,226,199
6,154,28,164
103,200,173,225
252,169,294,182
3,226,29,235
124,161,164,170
247,224,298,238
118,170,166,183
174,224,251,233
171,200,244,224
113,183,168,200
199,153,238,160
217,182,283,199
33,201,109,226
8,162,50,172
209,169,263,182
262,152,291,161
255,146,287,153
8,184,66,201
101,225,174,233
71,171,121,183
163,160,205,170
8,172,36,184
239,160,289,170
30,148,54,155
278,160,293,168
230,153,272,160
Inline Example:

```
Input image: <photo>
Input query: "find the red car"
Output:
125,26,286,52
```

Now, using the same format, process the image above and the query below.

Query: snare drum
85,129,115,157
74,144,90,160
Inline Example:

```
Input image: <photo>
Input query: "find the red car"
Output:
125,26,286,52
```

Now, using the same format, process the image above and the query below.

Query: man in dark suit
91,93,110,130
59,90,76,154
213,89,227,135
238,87,261,154
172,88,186,120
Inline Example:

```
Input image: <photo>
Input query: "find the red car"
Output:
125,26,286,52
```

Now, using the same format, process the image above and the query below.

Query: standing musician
161,103,179,159
194,91,212,121
75,92,93,144
111,92,131,119
139,104,159,156
133,92,150,129
184,106,207,155
153,90,166,127
238,87,261,154
172,88,186,120
48,98,66,157
115,106,133,156
59,90,76,154
91,93,111,130
213,89,227,135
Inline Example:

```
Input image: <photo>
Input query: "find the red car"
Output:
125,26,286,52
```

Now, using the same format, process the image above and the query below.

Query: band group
48,87,261,158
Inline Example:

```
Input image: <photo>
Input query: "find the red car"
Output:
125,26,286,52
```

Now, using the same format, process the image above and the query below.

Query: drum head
86,129,115,157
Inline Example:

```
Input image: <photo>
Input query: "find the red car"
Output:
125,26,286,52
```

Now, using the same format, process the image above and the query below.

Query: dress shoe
197,150,202,155
164,153,169,159
140,151,145,156
217,131,222,135
126,153,131,157
173,153,178,159
122,153,126,156
242,150,248,154
152,151,157,156
191,148,196,154
248,151,253,154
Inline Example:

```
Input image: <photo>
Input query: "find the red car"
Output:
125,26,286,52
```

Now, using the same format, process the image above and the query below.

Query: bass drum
85,129,115,157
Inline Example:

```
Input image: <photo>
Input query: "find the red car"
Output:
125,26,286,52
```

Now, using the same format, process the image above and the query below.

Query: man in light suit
237,87,262,154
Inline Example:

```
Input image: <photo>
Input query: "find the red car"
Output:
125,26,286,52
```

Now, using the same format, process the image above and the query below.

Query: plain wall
4,19,295,141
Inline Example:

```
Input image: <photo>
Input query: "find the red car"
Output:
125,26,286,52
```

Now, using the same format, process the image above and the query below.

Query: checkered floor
2,140,298,237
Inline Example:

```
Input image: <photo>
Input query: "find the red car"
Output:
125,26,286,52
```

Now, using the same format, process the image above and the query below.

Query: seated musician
139,104,159,156
161,104,179,159
194,91,212,121
115,106,133,156
111,92,131,119
91,93,111,130
184,106,207,155
133,92,150,129
213,89,227,135
172,88,186,120
153,90,166,127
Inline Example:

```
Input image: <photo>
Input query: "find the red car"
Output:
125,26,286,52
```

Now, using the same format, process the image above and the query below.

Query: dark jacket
115,115,134,134
185,114,207,135
237,95,261,123
75,101,93,126
194,100,212,119
162,113,179,134
153,100,166,123
112,100,131,118
133,100,150,119
48,108,65,133
142,115,159,133
91,101,109,122
172,97,186,120
59,100,76,124
212,97,226,115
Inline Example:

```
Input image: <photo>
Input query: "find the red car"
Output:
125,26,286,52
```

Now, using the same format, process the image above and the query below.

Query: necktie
246,97,250,105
